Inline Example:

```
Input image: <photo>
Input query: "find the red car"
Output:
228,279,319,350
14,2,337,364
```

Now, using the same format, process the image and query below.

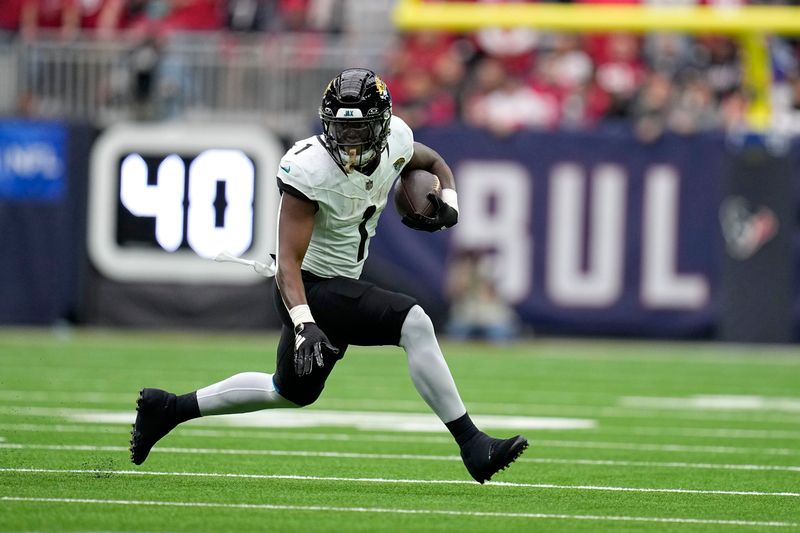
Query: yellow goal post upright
392,0,800,131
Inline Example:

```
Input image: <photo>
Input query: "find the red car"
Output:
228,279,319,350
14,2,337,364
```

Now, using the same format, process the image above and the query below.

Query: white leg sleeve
400,305,466,424
196,372,297,416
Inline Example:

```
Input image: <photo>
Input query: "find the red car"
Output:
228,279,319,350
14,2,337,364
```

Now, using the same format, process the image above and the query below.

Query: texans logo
719,196,779,260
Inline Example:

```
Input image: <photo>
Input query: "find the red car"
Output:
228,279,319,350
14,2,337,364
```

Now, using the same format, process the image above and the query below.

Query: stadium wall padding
0,121,92,325
718,138,795,343
2,119,799,340
372,126,728,338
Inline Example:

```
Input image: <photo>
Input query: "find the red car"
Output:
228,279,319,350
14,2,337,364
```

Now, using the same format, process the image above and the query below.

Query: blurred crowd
385,28,800,140
1,0,800,137
0,0,346,118
0,0,342,39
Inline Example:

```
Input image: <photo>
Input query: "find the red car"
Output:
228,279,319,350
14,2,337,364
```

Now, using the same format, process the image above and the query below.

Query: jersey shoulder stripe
276,177,319,211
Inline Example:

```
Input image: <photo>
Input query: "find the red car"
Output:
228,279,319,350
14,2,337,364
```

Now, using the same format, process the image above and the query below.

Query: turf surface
1,328,799,531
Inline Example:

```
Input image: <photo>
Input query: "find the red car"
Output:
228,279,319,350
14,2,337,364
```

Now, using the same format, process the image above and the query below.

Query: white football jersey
276,115,414,279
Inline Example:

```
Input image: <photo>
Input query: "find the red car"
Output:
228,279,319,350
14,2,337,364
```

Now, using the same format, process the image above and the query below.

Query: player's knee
400,305,435,347
293,391,322,407
279,385,323,407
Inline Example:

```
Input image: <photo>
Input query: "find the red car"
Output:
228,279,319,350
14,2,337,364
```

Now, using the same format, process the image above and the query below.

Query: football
393,169,441,219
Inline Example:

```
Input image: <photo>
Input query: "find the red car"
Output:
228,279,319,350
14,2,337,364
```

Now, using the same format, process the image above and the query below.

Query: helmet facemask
322,111,391,173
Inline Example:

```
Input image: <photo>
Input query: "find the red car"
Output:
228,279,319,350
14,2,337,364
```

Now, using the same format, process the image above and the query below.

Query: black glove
401,193,459,232
293,322,339,377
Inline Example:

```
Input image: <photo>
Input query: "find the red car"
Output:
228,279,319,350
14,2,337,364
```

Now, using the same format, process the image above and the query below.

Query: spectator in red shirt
127,0,223,36
592,33,646,118
161,0,223,33
464,57,559,135
470,0,538,77
394,67,457,129
78,0,127,37
0,0,25,36
20,0,80,40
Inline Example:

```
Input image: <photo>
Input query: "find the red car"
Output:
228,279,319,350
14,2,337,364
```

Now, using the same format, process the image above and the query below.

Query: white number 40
120,149,255,258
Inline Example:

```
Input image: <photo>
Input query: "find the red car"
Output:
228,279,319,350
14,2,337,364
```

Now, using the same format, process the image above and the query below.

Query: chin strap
344,148,357,173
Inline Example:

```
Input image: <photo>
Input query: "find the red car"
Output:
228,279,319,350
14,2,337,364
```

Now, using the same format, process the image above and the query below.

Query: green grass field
1,328,799,532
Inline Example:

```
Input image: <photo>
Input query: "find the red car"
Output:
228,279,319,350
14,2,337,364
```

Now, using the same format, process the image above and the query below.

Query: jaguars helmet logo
375,76,389,99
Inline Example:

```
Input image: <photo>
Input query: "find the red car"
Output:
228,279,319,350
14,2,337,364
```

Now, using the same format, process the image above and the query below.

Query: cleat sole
129,389,146,465
129,388,178,466
485,436,528,483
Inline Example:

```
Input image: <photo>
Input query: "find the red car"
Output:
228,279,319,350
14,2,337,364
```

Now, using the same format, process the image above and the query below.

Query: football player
130,68,527,483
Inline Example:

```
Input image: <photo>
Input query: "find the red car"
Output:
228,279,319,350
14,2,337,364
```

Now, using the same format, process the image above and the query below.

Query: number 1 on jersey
357,205,377,262
293,143,313,155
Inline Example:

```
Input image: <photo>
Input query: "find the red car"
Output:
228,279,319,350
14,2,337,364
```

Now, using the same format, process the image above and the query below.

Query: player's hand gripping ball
394,169,457,232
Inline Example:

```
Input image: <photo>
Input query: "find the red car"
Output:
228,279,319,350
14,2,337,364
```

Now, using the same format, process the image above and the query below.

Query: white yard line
0,423,456,443
514,341,800,365
0,443,463,460
525,458,800,473
3,421,800,444
620,395,800,413
3,424,800,472
534,439,800,456
1,433,798,472
2,467,799,498
4,399,800,425
0,406,595,432
0,391,134,403
625,426,800,440
4,439,799,467
319,398,800,420
0,495,796,527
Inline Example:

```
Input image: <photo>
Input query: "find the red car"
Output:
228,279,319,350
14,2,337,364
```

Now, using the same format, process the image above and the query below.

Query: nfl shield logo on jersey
365,179,373,191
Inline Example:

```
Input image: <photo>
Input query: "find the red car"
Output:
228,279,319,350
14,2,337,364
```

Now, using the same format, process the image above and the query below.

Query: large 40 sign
119,150,255,258
88,124,283,284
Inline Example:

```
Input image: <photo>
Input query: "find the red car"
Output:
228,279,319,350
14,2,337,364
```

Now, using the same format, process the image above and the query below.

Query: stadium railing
0,29,392,139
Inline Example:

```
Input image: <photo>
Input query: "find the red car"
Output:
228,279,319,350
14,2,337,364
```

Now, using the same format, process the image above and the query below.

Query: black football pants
272,271,417,406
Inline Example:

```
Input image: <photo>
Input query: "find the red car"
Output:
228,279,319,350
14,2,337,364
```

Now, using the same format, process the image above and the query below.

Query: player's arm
275,193,315,310
402,142,459,232
275,193,339,376
405,142,455,190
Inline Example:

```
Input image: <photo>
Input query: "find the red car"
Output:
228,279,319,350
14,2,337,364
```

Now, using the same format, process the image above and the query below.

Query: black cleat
459,433,528,483
129,388,179,465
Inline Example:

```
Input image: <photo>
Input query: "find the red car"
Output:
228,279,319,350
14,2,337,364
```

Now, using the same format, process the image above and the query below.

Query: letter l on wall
641,165,709,309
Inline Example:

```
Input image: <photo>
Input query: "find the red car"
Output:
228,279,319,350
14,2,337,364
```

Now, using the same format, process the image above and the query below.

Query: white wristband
441,188,459,213
289,304,315,327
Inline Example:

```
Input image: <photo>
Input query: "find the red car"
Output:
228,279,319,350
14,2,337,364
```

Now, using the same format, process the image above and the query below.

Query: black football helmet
319,68,392,172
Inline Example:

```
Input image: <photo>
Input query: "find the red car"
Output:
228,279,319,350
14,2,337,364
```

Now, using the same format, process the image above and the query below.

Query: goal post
393,1,800,34
392,0,800,130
